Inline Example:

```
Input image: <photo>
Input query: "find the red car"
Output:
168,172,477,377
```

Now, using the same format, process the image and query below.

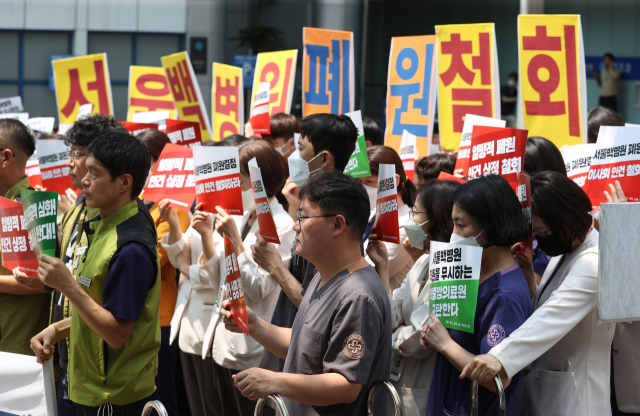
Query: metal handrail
141,400,169,416
470,375,506,416
254,394,289,416
367,380,405,416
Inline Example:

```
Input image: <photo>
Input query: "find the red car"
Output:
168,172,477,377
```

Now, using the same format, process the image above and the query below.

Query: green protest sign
428,241,482,333
343,110,371,179
20,188,58,257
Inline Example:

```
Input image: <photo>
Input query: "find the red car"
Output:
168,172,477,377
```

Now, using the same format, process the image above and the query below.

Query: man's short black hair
0,119,35,158
65,114,127,147
524,136,567,177
416,153,456,182
298,171,369,240
87,130,151,199
604,53,615,61
452,175,529,247
363,116,383,146
300,114,358,171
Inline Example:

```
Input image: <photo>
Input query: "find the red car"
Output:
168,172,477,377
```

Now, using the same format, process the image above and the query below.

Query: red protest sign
37,139,80,195
249,82,270,135
26,152,42,189
165,119,203,148
0,197,39,277
193,146,242,214
562,143,596,188
467,126,527,184
248,158,279,244
454,114,506,177
120,121,159,136
399,130,417,183
438,171,467,184
143,144,195,211
372,163,400,244
510,173,533,260
224,235,248,336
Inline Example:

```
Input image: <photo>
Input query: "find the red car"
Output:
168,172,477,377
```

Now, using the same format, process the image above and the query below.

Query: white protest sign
562,143,597,187
0,352,58,416
26,117,55,134
0,113,29,124
193,146,242,214
0,96,24,114
76,103,93,121
373,163,399,244
249,82,271,134
294,132,300,150
455,114,506,176
132,110,171,130
399,129,418,182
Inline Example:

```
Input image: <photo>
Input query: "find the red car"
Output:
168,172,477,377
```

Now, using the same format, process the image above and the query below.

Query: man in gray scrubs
222,172,391,416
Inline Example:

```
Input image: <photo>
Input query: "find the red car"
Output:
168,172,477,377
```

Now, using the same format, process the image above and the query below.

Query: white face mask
363,185,378,211
403,217,430,249
241,188,256,212
507,78,517,87
274,138,292,157
449,229,484,247
288,150,323,187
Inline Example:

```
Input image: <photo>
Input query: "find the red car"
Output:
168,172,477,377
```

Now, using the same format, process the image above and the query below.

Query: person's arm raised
158,199,183,245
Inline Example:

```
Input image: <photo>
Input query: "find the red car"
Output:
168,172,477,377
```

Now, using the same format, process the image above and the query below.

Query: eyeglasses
66,150,88,161
409,207,428,216
296,209,347,228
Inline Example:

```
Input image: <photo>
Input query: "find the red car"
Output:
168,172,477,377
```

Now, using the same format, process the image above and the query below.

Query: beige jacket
613,321,640,412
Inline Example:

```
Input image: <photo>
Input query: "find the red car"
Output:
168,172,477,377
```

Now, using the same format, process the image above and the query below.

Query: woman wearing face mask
420,174,531,416
367,179,460,416
198,139,295,416
461,171,614,416
360,146,417,291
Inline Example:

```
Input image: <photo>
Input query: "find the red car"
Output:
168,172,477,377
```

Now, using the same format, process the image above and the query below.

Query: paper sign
77,103,93,120
467,126,528,184
250,81,271,134
0,113,29,124
223,235,248,336
250,50,298,116
0,352,57,416
582,126,640,210
512,173,533,260
0,197,39,277
302,27,354,116
132,110,171,126
161,51,213,142
399,130,418,183
436,24,501,150
36,139,78,195
343,110,371,178
52,54,113,125
26,151,42,188
438,171,467,184
562,143,596,187
248,158,279,244
143,144,195,211
454,114,506,176
26,117,55,134
193,146,242,214
385,35,438,157
518,15,587,148
372,164,400,244
428,241,482,333
212,63,244,142
19,188,57,258
165,119,203,148
0,96,24,114
120,121,158,137
127,66,177,121
294,133,300,150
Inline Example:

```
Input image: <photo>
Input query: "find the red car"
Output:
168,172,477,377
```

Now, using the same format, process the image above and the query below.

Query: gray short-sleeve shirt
281,265,392,416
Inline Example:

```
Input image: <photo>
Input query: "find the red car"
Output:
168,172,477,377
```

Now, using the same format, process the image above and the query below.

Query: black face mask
535,232,573,257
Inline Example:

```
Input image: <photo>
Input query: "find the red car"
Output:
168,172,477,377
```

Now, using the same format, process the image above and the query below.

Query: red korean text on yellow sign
161,52,213,142
385,35,438,157
52,53,113,125
250,50,298,116
519,15,587,148
303,28,354,117
436,24,499,150
212,63,244,142
127,66,177,121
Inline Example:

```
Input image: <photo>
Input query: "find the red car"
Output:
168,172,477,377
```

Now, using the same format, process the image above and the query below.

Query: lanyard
538,254,566,304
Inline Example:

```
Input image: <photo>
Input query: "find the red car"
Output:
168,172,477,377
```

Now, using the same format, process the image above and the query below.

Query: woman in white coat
462,171,615,416
367,178,461,416
197,140,295,416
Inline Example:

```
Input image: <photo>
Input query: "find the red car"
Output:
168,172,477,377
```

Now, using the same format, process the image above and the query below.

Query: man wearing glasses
222,172,391,416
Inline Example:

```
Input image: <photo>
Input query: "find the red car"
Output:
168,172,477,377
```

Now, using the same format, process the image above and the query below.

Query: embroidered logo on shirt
343,335,365,359
486,324,506,347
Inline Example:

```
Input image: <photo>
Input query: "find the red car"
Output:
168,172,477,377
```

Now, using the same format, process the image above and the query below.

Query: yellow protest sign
436,24,500,150
212,63,244,142
127,66,177,121
161,51,212,142
52,53,113,125
518,15,587,147
250,50,297,116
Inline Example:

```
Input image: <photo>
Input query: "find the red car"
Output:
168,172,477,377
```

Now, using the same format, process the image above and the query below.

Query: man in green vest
30,130,161,414
0,118,51,356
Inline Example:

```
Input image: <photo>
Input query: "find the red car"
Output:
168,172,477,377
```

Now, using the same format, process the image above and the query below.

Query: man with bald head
0,119,51,355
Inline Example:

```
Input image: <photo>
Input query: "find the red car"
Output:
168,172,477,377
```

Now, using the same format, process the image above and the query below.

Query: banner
143,144,195,211
212,63,244,142
372,163,400,244
193,146,242,214
518,15,587,148
250,50,298,115
165,119,203,148
0,352,57,416
0,96,23,114
119,121,158,136
26,151,42,189
436,24,500,150
0,198,39,277
249,82,271,134
454,114,506,177
20,188,57,258
224,235,248,336
562,143,596,187
467,126,528,184
398,130,418,183
582,126,640,209
127,66,177,121
52,54,113,125
385,35,438,156
248,158,279,244
36,139,77,195
302,27,354,116
428,241,482,333
26,117,55,135
161,52,213,142
343,110,371,178
513,173,533,260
